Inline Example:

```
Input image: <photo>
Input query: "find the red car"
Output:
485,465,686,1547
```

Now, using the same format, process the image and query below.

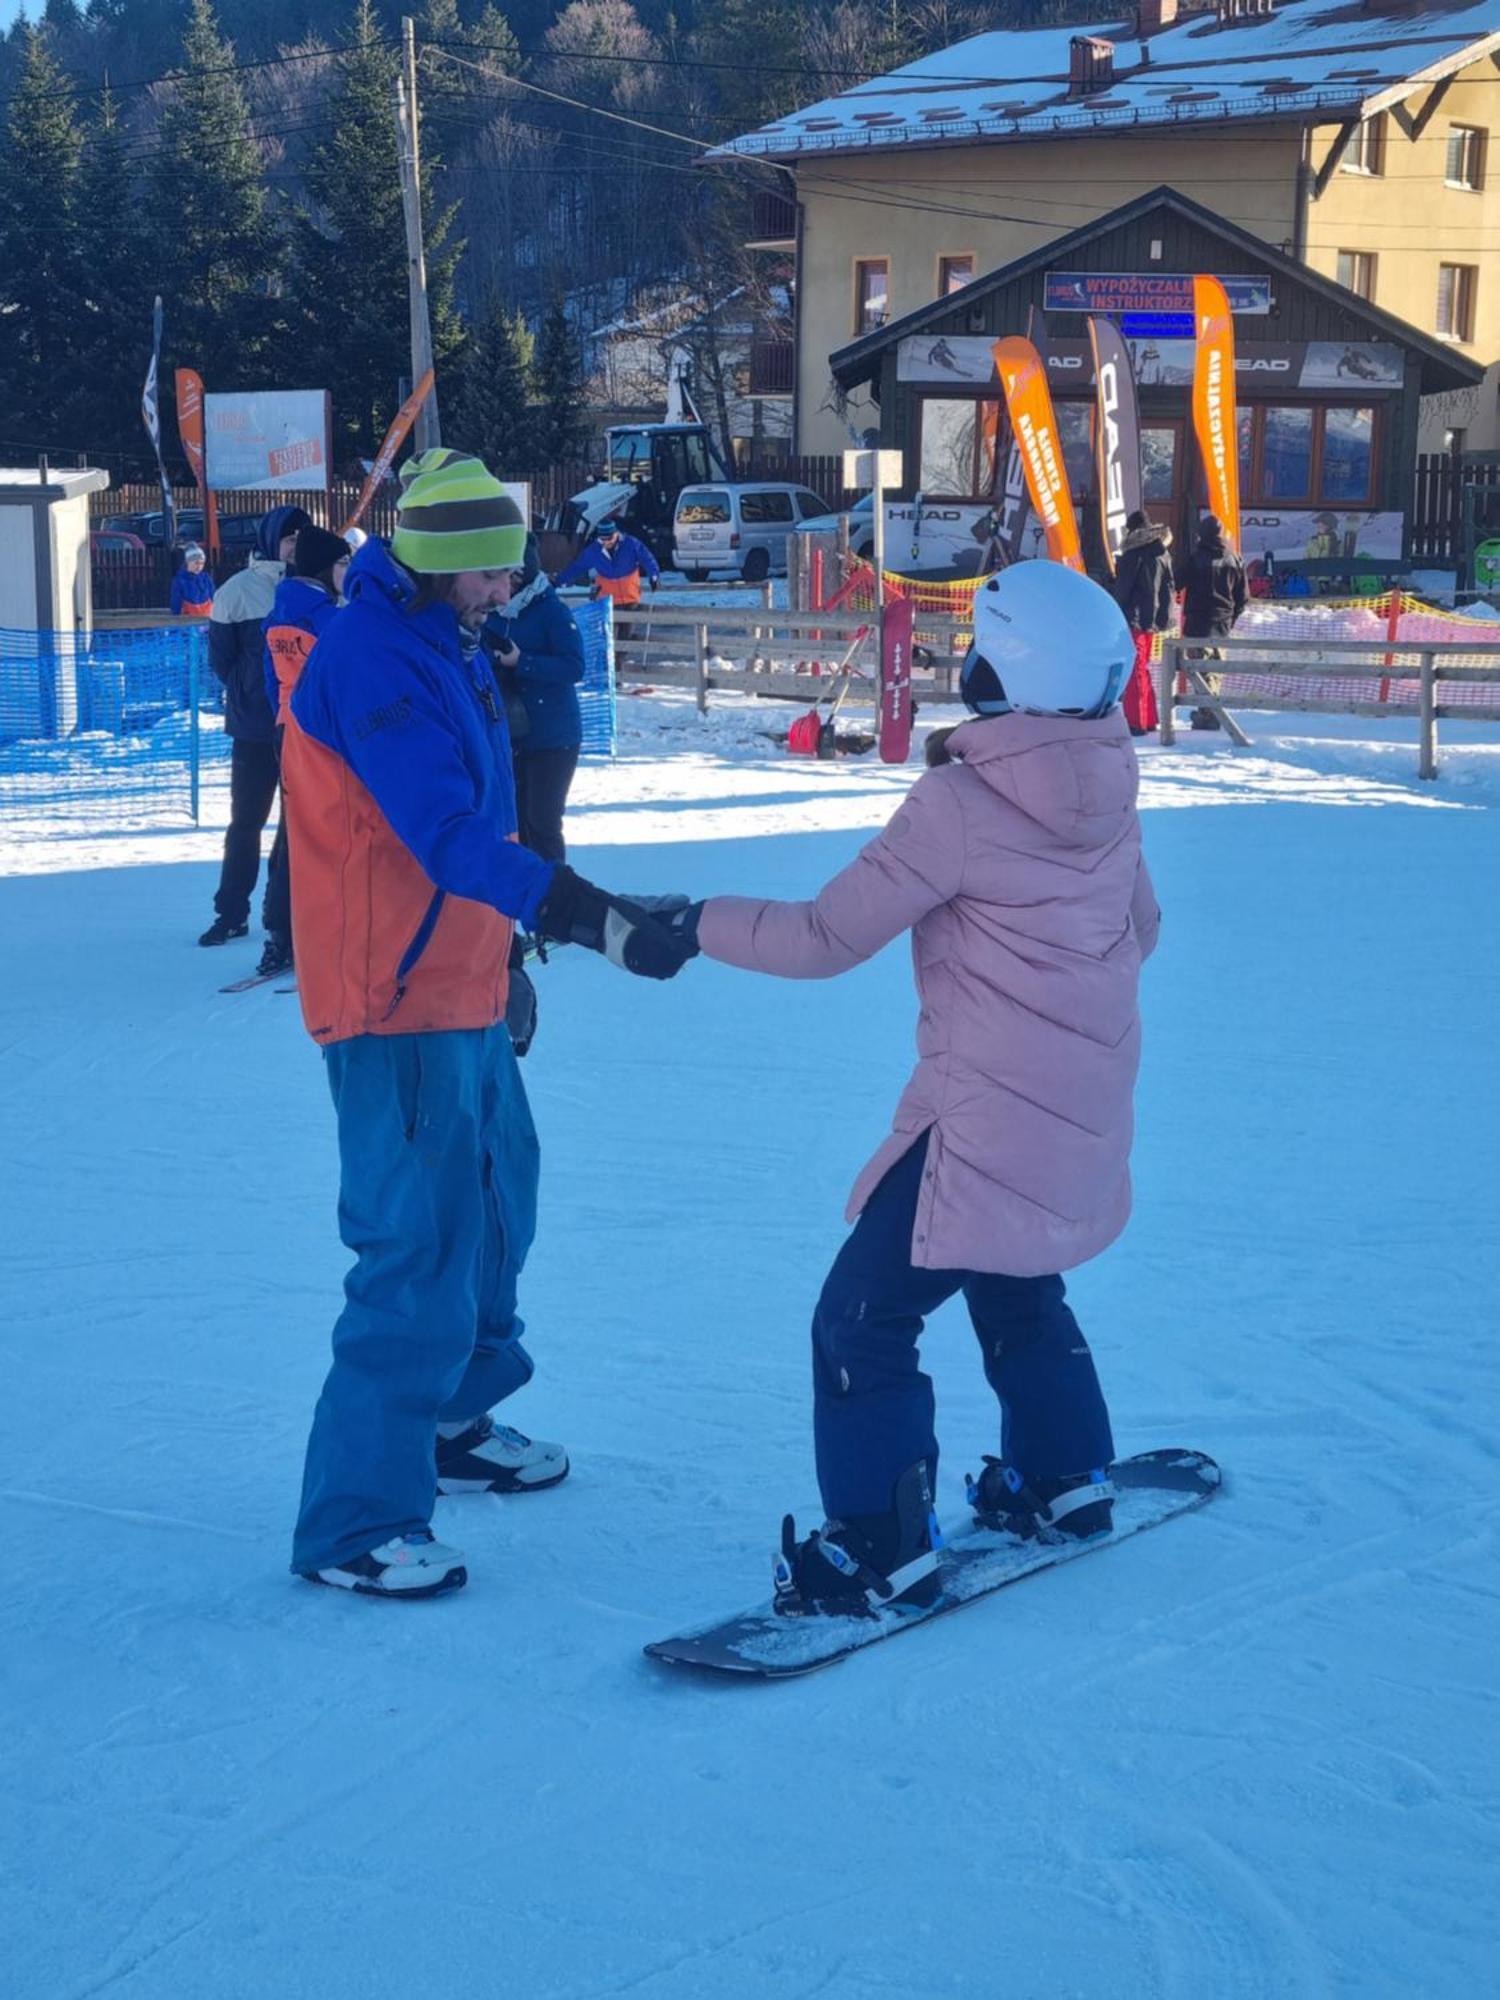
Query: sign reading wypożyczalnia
1044,273,1272,316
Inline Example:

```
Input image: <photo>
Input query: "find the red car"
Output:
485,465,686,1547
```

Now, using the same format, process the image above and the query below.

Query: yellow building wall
795,124,1302,455
1302,59,1500,451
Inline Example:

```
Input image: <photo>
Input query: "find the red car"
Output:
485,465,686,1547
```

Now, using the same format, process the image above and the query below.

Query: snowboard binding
772,1461,944,1619
966,1459,1115,1544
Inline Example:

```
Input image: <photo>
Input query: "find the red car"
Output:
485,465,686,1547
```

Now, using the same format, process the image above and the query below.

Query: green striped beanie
392,459,527,574
397,446,480,492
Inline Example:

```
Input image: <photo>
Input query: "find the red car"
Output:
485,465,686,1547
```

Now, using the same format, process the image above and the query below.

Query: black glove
535,865,699,981
649,575,659,592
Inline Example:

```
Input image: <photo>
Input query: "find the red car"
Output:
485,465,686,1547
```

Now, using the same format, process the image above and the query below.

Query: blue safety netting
0,600,615,836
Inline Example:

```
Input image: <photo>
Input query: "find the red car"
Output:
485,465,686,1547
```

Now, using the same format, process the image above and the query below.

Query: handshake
535,866,701,981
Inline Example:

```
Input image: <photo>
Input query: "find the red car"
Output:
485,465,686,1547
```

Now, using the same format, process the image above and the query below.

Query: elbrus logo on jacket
263,574,341,728
283,537,555,1046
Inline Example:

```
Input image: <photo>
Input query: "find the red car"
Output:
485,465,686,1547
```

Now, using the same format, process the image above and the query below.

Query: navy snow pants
812,1134,1114,1519
292,1024,539,1574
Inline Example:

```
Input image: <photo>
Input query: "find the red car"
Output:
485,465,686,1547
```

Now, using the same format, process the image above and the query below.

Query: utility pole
396,16,440,452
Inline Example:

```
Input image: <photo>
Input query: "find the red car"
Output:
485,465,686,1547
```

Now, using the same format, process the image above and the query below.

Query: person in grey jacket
197,504,311,952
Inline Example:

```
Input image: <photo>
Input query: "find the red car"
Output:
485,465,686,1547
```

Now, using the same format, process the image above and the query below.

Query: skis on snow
645,1448,1221,1680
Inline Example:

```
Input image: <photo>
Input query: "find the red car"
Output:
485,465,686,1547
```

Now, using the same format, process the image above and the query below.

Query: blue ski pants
812,1135,1114,1519
292,1024,539,1574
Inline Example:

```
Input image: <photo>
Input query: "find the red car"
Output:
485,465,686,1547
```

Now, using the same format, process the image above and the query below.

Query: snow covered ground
2,695,1497,1998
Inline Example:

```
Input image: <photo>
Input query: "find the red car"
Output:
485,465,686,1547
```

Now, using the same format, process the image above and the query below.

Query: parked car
100,508,264,551
793,492,876,562
671,482,831,582
90,529,146,556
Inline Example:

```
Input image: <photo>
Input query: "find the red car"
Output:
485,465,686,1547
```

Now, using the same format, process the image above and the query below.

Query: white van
672,482,831,582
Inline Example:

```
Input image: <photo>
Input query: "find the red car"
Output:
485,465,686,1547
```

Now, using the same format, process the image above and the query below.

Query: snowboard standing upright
878,595,915,763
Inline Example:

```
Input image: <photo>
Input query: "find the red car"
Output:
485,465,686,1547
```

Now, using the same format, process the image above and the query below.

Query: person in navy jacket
555,517,659,607
482,535,585,861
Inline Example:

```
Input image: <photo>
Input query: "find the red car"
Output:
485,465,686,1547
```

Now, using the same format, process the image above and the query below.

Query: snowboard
878,595,915,764
644,1448,1220,1681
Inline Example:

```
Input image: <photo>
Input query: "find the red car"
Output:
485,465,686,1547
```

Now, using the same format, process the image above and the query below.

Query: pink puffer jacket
698,712,1159,1277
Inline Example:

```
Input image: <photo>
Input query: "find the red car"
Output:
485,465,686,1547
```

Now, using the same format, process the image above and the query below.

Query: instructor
283,455,695,1600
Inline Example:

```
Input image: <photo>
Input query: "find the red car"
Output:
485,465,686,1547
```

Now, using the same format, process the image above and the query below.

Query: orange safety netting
1206,593,1500,711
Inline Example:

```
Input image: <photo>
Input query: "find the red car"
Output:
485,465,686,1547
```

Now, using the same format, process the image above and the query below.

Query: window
1336,251,1377,302
1141,426,1179,505
1056,402,1094,505
1238,405,1379,508
1436,263,1477,343
796,491,830,518
1261,405,1316,500
1320,407,1375,503
1445,125,1486,191
739,490,794,523
676,491,731,525
918,398,999,497
1341,114,1385,176
938,254,975,296
854,258,889,335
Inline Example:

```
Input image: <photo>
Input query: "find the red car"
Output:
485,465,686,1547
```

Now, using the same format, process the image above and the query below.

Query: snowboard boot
966,1459,1115,1543
304,1529,467,1600
435,1415,570,1496
255,933,294,979
198,915,249,947
773,1460,943,1618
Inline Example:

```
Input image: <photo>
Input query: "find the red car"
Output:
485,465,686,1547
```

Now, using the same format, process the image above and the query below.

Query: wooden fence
1156,633,1500,778
579,595,970,714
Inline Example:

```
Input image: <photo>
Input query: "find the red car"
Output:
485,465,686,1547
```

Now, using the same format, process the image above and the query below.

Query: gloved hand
535,865,699,981
618,892,692,919
649,575,659,593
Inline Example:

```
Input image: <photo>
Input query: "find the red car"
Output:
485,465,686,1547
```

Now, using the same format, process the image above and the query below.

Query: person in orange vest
556,517,659,607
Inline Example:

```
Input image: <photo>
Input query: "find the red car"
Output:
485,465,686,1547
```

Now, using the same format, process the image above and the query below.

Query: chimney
1136,0,1179,33
1069,36,1116,97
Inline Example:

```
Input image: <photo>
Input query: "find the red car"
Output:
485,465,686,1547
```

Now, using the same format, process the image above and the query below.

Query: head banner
1192,275,1241,548
1087,317,1143,574
991,336,1084,572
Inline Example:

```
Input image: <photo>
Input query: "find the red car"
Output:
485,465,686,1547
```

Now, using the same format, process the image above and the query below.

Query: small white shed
0,465,111,637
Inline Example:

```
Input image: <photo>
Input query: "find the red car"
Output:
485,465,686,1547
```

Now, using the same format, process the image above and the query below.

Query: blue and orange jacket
170,569,215,617
556,531,659,606
284,539,556,1046
263,574,341,727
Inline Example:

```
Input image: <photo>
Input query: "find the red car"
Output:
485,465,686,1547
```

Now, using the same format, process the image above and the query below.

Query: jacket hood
270,572,336,620
257,504,313,562
1197,533,1227,557
1123,522,1170,553
344,533,417,609
947,711,1138,848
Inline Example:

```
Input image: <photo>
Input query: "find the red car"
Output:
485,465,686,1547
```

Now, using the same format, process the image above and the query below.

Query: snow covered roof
713,0,1500,162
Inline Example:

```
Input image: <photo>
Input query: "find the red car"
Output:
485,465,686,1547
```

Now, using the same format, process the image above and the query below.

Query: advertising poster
205,391,333,492
1238,509,1402,575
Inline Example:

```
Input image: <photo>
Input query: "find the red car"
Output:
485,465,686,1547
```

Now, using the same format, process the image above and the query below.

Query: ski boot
198,915,248,947
435,1415,570,1496
966,1459,1115,1543
773,1461,943,1618
305,1529,467,1600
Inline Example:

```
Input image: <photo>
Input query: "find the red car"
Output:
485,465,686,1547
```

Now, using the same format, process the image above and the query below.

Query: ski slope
2,697,1497,1999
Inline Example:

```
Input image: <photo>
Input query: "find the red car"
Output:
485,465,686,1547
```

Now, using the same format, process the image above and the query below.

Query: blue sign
1120,312,1196,339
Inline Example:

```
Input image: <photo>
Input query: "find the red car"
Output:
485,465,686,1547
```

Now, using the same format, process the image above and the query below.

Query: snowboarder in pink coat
666,563,1160,1616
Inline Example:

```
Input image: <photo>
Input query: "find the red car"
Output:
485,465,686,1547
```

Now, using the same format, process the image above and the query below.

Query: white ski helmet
962,560,1134,719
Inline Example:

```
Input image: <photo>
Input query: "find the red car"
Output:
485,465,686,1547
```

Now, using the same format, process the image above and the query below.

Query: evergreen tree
287,0,465,465
73,84,158,472
531,297,590,469
147,0,278,387
450,298,535,475
0,25,84,446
